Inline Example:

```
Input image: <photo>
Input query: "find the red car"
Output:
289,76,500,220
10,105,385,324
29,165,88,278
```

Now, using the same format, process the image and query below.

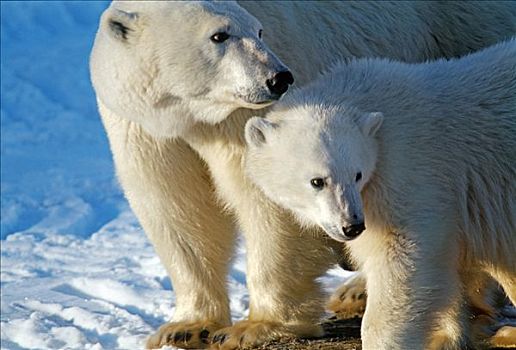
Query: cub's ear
103,8,141,43
245,117,277,148
358,112,383,136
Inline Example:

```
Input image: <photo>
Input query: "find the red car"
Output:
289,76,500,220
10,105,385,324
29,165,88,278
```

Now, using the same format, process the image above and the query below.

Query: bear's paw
209,320,323,349
326,273,367,319
146,321,225,349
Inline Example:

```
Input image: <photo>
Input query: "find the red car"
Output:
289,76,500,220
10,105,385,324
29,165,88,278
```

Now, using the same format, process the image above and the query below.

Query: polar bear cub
244,40,516,349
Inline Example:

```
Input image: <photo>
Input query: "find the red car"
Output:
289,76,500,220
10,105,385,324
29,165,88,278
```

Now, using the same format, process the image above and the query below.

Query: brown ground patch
252,317,515,350
255,318,362,350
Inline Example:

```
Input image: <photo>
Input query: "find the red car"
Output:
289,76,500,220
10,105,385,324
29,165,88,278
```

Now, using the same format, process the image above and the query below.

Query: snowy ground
0,2,350,349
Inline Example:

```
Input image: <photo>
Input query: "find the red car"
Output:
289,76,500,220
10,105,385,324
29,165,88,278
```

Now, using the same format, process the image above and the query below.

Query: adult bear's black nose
266,70,294,97
342,222,365,240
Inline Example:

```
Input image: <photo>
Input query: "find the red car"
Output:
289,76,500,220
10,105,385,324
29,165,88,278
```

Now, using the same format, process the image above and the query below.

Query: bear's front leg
210,193,337,349
129,139,236,349
100,110,236,349
353,228,466,350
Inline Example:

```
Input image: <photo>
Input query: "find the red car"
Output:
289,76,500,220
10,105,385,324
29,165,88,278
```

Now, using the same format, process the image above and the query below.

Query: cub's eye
210,32,230,43
258,29,263,39
355,172,362,182
310,178,325,190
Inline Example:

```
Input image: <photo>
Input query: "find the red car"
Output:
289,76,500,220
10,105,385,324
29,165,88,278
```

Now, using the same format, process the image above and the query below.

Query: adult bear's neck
182,108,257,162
180,108,262,210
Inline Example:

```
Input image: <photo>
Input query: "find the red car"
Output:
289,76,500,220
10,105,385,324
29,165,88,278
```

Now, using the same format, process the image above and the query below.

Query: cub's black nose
266,70,294,96
342,222,365,239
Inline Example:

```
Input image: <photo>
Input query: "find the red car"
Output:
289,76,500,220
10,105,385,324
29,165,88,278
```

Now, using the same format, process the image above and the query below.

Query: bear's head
244,102,383,242
90,1,293,138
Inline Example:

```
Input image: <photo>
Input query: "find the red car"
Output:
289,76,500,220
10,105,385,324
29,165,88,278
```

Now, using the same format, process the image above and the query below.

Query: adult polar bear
243,40,516,349
90,1,516,349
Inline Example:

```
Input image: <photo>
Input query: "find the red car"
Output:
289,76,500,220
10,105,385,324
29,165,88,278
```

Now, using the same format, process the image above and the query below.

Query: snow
0,2,351,349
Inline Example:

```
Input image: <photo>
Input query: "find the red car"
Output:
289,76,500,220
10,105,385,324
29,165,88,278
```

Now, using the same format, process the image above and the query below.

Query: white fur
90,1,516,348
245,40,516,349
90,1,287,138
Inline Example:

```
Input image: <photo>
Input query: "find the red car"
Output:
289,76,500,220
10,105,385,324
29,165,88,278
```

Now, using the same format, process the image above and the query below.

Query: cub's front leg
352,227,466,350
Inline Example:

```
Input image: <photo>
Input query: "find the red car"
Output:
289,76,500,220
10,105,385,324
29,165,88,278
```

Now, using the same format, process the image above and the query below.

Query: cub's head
245,103,382,242
90,1,293,138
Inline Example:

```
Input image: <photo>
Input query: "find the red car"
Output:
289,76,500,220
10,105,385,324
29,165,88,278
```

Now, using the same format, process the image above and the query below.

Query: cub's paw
209,320,323,349
146,321,225,349
327,272,367,319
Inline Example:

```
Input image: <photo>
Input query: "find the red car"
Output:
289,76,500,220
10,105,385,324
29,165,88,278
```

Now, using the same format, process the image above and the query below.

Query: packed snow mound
1,1,116,239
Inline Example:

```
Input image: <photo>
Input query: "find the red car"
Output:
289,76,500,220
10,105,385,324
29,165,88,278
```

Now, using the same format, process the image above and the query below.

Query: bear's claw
146,321,225,349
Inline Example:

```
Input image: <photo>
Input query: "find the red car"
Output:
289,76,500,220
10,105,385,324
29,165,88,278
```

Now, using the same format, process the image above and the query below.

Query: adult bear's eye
258,29,263,39
310,178,325,190
210,32,230,43
355,172,362,182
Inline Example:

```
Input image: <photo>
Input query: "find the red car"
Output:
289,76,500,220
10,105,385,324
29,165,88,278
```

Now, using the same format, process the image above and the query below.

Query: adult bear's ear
358,112,383,137
245,117,277,148
103,8,141,43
